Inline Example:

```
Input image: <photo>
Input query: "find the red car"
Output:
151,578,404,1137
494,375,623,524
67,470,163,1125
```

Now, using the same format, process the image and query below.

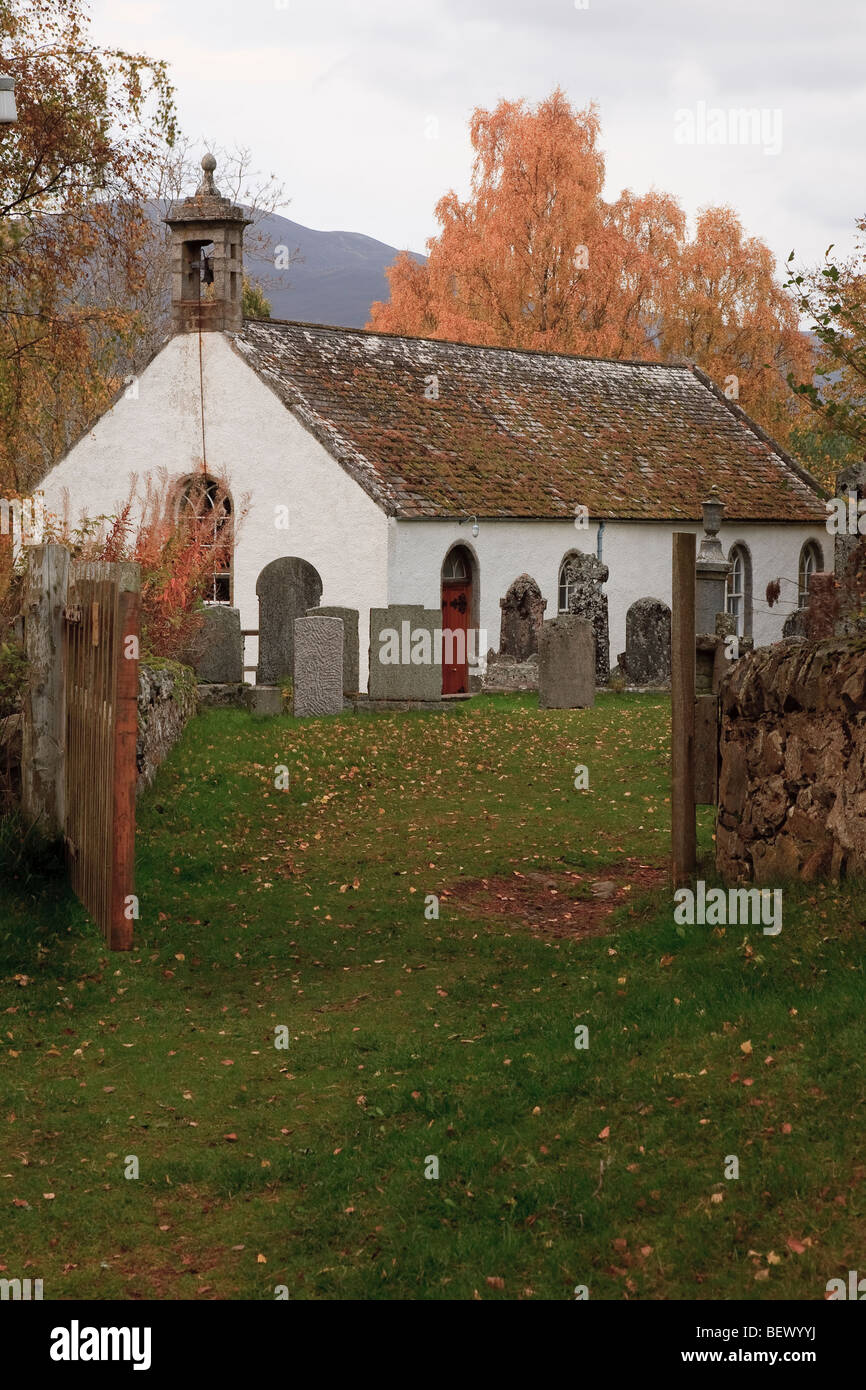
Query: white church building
39,157,828,692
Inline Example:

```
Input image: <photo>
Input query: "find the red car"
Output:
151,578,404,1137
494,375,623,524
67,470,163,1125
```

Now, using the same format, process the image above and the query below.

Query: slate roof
234,318,826,523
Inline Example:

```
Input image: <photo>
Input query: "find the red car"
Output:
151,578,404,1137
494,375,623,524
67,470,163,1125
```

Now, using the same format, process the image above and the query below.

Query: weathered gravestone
564,552,610,684
293,616,344,717
538,615,595,709
619,597,671,686
256,557,322,684
247,685,283,718
835,461,866,583
499,575,547,659
193,606,243,684
306,605,359,696
368,605,442,701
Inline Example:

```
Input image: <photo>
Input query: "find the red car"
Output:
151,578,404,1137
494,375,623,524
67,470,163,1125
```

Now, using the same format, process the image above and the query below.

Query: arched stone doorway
441,544,476,695
256,557,323,684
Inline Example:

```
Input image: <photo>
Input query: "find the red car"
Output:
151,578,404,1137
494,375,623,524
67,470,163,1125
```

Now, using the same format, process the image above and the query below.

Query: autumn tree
370,89,812,446
0,0,176,493
372,91,682,358
658,205,813,447
784,219,866,489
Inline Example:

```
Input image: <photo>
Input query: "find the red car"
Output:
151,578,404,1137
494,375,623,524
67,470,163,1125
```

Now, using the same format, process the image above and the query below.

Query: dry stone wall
137,663,197,797
717,638,866,882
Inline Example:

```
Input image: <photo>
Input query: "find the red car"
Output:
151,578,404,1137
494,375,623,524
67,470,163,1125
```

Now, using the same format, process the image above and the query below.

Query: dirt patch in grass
444,859,667,937
114,1241,232,1300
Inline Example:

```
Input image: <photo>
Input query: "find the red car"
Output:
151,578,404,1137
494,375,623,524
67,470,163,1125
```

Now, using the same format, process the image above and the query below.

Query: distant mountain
245,212,425,328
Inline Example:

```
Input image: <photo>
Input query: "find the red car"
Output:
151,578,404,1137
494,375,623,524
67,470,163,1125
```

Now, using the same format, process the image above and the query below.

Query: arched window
725,543,753,638
558,551,582,612
442,548,470,581
798,540,823,609
179,475,233,604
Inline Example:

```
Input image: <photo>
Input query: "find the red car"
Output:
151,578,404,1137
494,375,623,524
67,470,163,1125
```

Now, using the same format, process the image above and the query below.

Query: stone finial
696,489,731,636
697,490,726,565
197,152,220,198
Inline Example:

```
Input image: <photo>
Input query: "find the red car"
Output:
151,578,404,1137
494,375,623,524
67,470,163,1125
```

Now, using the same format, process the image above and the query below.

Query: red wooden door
441,580,471,694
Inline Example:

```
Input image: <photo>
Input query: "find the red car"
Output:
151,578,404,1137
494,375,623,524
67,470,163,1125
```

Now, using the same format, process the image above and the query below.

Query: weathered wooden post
22,543,70,837
671,532,696,885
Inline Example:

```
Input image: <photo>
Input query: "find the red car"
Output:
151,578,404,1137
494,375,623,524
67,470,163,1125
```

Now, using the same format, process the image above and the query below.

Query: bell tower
165,154,252,334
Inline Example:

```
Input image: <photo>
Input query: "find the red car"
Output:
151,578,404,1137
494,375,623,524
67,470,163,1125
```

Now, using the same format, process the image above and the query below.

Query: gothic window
442,549,470,581
725,543,752,638
798,540,823,609
558,551,583,611
180,475,233,604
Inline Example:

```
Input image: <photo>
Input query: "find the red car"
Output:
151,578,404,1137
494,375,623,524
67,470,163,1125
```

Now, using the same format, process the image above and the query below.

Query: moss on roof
235,319,826,524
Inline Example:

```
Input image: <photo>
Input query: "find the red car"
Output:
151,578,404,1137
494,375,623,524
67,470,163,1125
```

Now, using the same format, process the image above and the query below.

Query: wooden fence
63,560,140,949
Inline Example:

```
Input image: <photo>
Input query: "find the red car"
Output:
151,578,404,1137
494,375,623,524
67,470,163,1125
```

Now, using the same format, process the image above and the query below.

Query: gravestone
564,552,610,684
193,605,243,683
835,461,866,581
482,651,539,693
499,575,547,659
306,605,359,695
619,597,671,686
538,616,595,709
256,557,322,685
293,616,344,717
368,604,442,701
246,685,283,718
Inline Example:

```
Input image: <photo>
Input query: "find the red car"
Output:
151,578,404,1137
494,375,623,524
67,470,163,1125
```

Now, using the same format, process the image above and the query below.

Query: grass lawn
1,692,865,1301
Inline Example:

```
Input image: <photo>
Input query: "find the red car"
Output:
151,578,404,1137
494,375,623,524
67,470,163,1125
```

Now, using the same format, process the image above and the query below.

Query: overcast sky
91,0,864,276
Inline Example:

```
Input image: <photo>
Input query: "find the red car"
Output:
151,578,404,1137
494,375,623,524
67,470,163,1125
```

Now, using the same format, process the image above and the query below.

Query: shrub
52,471,246,664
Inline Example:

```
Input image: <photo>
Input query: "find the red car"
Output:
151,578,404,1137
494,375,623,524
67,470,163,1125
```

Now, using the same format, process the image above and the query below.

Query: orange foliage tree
370,89,812,445
0,0,176,493
659,206,812,445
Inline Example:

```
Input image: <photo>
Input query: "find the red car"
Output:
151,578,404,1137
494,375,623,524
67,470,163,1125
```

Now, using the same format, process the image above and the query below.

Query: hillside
244,211,424,328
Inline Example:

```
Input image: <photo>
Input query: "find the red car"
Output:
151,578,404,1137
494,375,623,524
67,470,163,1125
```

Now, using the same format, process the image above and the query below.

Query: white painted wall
39,329,828,691
39,334,390,687
388,517,830,668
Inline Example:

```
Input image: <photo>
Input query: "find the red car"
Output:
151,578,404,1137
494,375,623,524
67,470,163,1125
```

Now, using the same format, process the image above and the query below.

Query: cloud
87,0,865,274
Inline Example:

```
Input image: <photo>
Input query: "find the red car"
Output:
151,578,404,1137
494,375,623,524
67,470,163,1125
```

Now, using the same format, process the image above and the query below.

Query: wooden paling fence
63,560,140,949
